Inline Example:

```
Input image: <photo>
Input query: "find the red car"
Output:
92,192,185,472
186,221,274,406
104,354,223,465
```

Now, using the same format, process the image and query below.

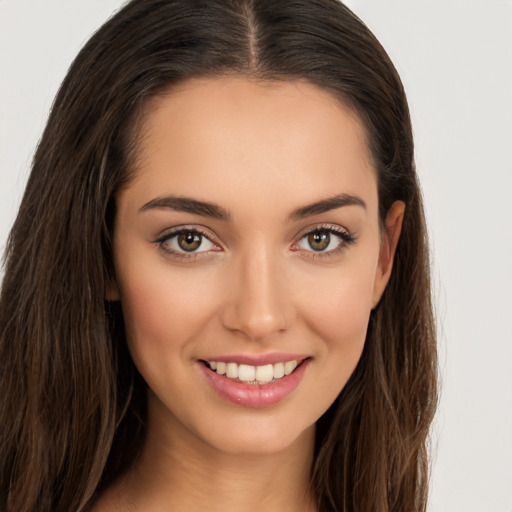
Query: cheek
305,277,372,366
117,262,220,368
299,258,377,345
296,254,378,394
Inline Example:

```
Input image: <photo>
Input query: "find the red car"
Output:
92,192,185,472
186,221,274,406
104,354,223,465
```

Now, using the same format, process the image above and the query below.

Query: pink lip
198,357,311,408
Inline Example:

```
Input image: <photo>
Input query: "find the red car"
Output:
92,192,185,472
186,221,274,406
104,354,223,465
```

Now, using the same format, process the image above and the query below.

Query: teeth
238,364,256,382
284,360,298,375
226,362,238,379
207,359,300,384
273,362,285,379
255,364,273,383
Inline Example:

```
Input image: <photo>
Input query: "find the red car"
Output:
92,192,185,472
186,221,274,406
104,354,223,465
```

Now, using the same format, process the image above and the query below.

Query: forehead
121,77,377,218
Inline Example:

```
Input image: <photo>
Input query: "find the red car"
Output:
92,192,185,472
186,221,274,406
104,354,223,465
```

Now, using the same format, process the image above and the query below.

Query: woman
0,1,437,511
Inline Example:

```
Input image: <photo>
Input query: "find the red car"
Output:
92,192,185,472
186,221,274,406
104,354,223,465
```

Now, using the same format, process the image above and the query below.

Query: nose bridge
221,242,293,341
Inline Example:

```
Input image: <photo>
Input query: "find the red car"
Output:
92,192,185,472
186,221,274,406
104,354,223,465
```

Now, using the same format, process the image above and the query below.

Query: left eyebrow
139,195,230,220
288,193,366,221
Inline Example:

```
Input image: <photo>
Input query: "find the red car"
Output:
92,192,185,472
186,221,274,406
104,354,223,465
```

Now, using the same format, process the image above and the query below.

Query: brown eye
158,228,218,256
296,226,354,255
177,231,202,252
307,230,330,251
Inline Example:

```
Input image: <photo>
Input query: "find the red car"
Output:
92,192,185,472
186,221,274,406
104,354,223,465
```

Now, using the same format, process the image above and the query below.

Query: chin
197,416,316,457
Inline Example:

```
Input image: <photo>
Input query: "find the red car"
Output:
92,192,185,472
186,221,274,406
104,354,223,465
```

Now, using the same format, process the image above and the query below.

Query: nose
220,246,295,343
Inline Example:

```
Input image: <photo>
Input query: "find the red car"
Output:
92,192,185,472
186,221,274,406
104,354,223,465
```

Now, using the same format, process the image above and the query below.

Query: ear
372,200,405,308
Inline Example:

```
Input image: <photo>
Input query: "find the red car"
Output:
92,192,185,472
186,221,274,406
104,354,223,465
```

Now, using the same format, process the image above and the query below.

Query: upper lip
198,353,310,366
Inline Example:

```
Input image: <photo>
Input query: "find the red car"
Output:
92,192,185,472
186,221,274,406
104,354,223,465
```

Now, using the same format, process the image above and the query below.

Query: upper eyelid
293,224,356,254
154,222,353,249
155,227,221,260
154,227,222,260
155,225,219,244
293,223,352,240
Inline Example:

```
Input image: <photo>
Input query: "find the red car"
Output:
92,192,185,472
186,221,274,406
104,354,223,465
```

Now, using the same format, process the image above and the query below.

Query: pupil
178,232,201,251
308,230,330,251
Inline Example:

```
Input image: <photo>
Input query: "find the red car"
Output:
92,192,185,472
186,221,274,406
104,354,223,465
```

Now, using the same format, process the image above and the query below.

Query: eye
157,228,218,255
295,226,355,254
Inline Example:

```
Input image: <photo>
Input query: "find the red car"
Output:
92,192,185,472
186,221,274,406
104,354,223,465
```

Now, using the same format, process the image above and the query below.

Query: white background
1,1,511,510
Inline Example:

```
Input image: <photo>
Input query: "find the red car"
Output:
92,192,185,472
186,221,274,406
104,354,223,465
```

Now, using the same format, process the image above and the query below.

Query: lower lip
199,359,310,408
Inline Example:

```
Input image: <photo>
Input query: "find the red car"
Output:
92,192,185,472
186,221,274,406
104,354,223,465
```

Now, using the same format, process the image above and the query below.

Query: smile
205,360,299,384
199,356,311,408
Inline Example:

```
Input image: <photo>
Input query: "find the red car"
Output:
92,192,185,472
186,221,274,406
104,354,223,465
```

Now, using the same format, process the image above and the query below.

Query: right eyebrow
288,193,366,221
139,195,231,221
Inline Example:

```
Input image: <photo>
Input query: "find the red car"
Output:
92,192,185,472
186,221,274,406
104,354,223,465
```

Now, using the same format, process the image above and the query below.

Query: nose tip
220,254,294,342
226,301,288,342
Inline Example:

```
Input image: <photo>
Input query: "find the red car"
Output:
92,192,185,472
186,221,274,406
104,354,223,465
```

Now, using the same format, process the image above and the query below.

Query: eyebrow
139,195,231,220
139,192,365,222
288,193,366,221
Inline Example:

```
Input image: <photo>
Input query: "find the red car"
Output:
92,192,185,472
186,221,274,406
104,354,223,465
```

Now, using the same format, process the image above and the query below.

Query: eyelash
154,226,220,262
292,224,356,260
154,224,356,262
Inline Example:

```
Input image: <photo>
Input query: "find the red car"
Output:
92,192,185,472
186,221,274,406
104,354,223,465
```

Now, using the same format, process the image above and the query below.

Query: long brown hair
0,1,437,510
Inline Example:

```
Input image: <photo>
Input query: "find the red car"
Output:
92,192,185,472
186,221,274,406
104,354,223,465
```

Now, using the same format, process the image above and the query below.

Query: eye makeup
152,221,356,263
153,225,222,262
291,223,356,260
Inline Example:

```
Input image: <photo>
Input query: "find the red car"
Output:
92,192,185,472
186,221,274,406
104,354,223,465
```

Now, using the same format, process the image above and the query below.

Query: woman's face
111,77,402,455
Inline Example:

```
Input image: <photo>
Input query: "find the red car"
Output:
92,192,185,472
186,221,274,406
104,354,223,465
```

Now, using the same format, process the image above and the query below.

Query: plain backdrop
1,1,511,510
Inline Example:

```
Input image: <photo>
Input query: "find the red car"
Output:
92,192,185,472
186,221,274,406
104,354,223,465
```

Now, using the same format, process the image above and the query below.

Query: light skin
94,77,404,511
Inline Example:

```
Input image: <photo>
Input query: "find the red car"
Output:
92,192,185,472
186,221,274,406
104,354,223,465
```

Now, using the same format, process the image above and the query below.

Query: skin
96,77,404,511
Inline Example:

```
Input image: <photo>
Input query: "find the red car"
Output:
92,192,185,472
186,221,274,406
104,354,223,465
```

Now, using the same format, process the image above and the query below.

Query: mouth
198,355,311,407
200,359,304,385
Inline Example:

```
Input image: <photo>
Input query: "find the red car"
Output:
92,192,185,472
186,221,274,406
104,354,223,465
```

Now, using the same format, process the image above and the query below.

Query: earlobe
372,200,405,308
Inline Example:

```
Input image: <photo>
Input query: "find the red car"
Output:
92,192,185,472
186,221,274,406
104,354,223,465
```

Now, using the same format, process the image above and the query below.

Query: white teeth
207,359,300,384
238,364,256,382
273,362,285,379
284,360,298,375
255,364,274,383
226,362,238,379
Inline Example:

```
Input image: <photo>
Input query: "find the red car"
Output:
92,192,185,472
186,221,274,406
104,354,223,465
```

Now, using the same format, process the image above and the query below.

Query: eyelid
153,225,222,260
291,223,356,256
152,223,355,262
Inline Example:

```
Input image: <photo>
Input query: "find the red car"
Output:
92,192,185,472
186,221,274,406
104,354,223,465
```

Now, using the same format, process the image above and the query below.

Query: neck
105,396,317,512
